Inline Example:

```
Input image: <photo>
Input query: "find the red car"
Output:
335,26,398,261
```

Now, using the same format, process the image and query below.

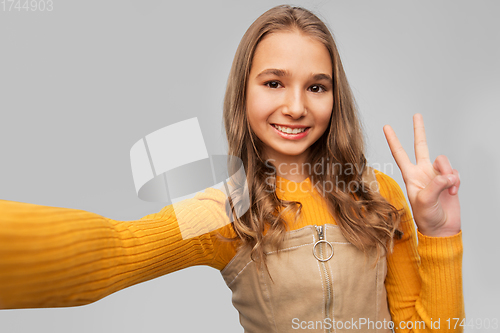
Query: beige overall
221,168,394,333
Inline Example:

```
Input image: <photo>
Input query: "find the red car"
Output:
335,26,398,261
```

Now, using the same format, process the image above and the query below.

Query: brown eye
310,85,326,93
265,81,282,89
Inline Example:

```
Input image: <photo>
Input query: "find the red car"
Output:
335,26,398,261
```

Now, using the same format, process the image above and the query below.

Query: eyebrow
255,68,333,85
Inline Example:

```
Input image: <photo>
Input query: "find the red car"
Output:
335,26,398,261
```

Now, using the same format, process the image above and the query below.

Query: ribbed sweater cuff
417,229,463,261
416,229,465,328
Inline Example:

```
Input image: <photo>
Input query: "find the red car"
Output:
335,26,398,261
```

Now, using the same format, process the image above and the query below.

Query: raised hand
383,113,461,237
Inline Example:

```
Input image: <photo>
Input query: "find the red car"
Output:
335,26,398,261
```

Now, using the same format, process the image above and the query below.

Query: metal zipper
314,225,333,333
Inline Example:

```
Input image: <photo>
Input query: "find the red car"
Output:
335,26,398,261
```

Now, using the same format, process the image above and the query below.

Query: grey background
0,0,498,332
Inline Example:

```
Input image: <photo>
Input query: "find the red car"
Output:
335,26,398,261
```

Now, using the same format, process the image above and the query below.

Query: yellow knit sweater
0,170,464,332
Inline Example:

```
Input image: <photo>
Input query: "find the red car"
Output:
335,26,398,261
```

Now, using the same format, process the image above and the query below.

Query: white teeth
273,125,307,134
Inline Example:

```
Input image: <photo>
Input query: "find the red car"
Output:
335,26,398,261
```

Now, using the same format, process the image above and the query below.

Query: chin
279,150,307,157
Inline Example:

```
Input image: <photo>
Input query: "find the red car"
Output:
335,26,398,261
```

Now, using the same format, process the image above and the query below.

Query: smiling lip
271,124,310,140
271,123,310,129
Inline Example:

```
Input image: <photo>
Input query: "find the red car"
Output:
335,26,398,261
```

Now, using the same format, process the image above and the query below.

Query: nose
281,88,307,119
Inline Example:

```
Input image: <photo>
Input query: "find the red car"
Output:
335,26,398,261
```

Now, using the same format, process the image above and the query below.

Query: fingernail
447,175,456,184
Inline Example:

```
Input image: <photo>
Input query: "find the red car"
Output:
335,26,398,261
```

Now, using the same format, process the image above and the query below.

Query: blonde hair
222,4,403,277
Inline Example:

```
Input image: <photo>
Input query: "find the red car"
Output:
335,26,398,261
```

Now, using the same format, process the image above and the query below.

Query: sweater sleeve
375,170,465,333
0,188,237,309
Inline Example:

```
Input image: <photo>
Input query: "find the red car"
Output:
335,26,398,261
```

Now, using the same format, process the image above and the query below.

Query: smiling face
246,30,334,176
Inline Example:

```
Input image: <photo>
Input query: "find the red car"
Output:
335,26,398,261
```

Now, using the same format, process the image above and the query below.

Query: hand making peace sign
383,114,461,238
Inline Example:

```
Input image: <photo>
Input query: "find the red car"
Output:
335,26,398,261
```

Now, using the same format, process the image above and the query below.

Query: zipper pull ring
313,225,334,262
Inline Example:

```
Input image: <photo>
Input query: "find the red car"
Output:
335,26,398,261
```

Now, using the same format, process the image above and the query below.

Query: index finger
383,124,412,174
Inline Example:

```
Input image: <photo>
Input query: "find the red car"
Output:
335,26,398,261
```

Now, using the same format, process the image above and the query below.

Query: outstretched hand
383,113,461,237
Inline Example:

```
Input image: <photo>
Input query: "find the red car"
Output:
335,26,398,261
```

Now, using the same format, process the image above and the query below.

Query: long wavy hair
222,4,403,276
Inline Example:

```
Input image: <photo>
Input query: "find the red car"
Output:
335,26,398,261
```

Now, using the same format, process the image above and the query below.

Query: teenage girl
0,5,464,332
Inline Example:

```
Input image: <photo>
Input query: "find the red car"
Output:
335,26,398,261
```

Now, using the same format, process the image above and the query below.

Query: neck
265,153,311,183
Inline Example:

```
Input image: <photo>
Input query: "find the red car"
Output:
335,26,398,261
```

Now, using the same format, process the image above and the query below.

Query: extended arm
0,188,236,309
